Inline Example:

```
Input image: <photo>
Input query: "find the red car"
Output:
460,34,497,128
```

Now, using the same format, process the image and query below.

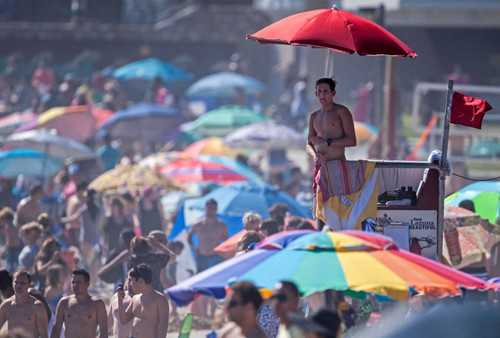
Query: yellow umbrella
89,164,183,195
182,137,245,158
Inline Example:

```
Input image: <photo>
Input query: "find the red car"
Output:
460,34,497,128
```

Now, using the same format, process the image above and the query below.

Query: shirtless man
306,78,357,164
117,264,169,338
0,207,22,271
0,270,48,338
188,198,228,319
63,182,87,249
187,198,228,272
51,269,107,338
108,276,135,338
16,184,44,227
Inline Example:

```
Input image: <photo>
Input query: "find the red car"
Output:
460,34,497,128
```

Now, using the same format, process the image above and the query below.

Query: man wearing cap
288,309,341,338
271,281,304,338
219,281,266,338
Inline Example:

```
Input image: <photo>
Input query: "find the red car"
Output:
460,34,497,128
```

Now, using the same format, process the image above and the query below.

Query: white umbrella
1,129,96,160
223,120,305,150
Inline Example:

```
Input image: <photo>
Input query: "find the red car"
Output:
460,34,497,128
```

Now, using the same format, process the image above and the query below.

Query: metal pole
437,80,454,258
325,49,333,77
382,56,395,158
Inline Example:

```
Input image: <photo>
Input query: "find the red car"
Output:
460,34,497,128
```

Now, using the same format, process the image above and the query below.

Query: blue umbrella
185,72,265,97
197,155,261,182
189,181,311,219
112,58,193,82
100,103,182,141
167,230,312,306
0,149,62,178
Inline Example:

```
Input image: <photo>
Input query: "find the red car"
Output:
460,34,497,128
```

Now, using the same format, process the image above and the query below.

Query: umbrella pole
325,49,333,77
438,80,454,258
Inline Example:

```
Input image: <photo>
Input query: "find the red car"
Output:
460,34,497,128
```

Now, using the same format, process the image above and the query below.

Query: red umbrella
247,6,416,58
160,159,249,186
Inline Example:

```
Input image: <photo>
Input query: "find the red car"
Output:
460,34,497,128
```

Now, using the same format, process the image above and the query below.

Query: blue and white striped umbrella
224,120,305,150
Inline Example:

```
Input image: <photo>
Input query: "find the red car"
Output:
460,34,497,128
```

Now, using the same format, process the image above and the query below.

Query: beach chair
178,312,194,338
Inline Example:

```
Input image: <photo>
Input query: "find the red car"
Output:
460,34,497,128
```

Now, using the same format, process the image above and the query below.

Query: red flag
450,92,492,129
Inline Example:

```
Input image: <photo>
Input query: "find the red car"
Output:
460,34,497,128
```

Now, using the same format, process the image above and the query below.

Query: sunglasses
271,293,288,302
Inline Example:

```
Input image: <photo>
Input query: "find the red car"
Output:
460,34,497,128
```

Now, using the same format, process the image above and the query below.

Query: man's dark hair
269,203,289,226
260,219,279,236
130,236,150,255
286,216,303,230
0,207,14,222
129,263,153,284
237,231,264,252
13,270,32,284
315,78,337,91
298,221,315,230
205,198,217,207
231,281,263,311
278,280,300,298
0,270,13,295
76,181,88,192
110,197,124,211
120,229,136,250
73,269,90,283
30,184,43,196
168,240,184,251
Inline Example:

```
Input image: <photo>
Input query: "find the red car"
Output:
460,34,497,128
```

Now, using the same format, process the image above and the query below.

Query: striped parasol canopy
160,158,249,186
238,231,496,300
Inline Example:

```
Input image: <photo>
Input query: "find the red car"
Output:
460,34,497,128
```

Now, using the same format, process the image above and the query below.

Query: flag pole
438,80,453,258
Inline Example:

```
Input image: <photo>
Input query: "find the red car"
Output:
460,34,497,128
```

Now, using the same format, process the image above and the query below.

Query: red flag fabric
450,92,492,129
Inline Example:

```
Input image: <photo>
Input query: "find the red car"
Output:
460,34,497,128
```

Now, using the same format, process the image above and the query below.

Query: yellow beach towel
314,160,378,231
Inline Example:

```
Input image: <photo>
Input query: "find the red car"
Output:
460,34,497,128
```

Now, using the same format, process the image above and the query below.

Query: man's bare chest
66,302,97,322
314,111,342,132
8,304,36,323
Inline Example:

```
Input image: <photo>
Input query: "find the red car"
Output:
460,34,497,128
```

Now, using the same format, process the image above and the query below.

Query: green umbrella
188,105,270,137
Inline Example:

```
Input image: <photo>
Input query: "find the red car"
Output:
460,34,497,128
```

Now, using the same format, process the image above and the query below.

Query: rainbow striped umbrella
239,231,496,300
160,158,249,186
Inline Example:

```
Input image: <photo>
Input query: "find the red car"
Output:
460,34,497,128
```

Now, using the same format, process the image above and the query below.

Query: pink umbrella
16,106,96,142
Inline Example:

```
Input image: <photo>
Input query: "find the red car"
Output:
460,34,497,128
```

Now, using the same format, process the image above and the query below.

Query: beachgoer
117,264,169,338
16,184,43,227
271,281,303,338
51,269,107,338
127,236,175,292
102,198,133,254
219,281,266,338
0,270,49,338
288,308,341,338
33,237,68,294
108,275,135,338
306,78,357,164
0,207,22,272
63,182,87,250
97,132,120,173
187,198,227,319
18,222,43,271
97,229,136,287
187,199,228,272
44,265,65,313
259,219,280,238
136,186,164,236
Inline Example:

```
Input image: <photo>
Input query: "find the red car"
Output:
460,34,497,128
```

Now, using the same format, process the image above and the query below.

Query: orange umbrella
91,107,114,128
214,230,247,260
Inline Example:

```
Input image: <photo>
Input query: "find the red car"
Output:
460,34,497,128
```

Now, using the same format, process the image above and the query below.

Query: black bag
99,249,124,284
